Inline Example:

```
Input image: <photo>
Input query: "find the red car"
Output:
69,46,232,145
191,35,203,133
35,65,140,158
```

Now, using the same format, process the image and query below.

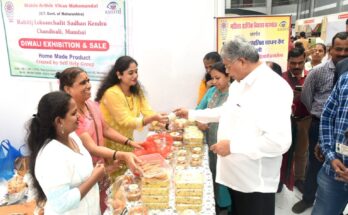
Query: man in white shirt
176,36,293,215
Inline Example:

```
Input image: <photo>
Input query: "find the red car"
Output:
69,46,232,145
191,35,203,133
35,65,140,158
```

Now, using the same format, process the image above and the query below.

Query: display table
0,200,36,214
104,145,216,215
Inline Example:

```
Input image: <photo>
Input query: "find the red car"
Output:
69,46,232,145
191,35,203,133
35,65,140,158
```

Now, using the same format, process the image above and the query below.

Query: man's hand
210,139,231,156
294,90,301,100
331,159,348,182
314,143,325,162
196,121,208,131
173,108,189,119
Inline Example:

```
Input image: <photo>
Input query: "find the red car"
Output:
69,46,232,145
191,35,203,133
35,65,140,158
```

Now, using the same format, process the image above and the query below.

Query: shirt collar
239,63,264,87
328,59,336,70
290,70,305,78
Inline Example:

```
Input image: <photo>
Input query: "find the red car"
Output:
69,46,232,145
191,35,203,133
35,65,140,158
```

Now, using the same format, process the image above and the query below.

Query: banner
1,0,126,80
217,16,291,72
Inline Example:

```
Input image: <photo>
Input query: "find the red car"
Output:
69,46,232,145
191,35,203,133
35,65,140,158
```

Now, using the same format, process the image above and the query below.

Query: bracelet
112,150,117,160
142,118,146,126
124,138,131,145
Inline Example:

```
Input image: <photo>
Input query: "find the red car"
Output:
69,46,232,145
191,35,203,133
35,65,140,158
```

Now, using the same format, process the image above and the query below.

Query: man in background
292,31,348,214
295,32,309,51
282,48,310,192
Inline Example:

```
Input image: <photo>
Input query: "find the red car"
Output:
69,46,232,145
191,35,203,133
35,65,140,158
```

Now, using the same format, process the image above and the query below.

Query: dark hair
204,73,212,83
300,31,306,38
27,91,72,205
96,56,142,102
294,41,305,52
210,62,228,77
314,43,327,54
266,61,282,76
56,67,86,91
203,52,221,62
332,32,348,47
288,47,305,60
203,52,221,84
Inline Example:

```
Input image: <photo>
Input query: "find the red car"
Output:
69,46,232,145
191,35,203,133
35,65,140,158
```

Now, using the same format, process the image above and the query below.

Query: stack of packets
183,126,204,149
140,158,171,209
175,170,204,212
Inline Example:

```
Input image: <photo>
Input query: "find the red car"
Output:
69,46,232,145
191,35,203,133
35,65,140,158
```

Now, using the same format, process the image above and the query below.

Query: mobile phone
295,85,302,91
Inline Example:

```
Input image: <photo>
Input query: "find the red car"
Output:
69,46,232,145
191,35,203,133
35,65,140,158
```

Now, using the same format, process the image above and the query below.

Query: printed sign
1,0,127,80
217,16,291,72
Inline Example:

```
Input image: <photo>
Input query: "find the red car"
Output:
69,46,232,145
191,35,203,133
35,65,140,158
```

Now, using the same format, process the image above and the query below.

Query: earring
60,124,64,135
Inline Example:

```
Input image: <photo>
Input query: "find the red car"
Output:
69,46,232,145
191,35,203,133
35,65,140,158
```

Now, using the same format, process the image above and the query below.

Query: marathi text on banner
1,0,126,80
217,16,291,72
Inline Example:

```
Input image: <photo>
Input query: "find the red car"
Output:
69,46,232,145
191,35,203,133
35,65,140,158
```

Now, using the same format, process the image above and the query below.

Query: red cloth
282,71,310,118
134,133,173,158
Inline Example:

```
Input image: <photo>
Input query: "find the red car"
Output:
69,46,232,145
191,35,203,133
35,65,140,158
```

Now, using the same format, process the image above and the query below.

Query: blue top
320,72,348,178
196,86,217,110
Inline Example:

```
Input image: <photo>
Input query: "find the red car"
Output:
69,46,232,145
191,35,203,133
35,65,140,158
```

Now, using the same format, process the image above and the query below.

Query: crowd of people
24,25,348,215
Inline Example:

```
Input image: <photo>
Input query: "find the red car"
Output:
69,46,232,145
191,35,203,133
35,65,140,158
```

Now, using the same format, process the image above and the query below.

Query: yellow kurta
197,79,207,105
99,85,156,178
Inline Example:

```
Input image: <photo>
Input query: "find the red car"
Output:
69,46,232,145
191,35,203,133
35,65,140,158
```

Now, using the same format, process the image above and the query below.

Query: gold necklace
69,138,81,154
79,104,92,120
124,94,134,111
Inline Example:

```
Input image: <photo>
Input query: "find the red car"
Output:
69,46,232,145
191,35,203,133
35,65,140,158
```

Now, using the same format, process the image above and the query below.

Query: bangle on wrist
124,138,130,145
112,150,117,160
142,118,146,126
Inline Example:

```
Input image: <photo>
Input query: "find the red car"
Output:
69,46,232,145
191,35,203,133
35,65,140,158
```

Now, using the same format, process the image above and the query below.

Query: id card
336,143,348,156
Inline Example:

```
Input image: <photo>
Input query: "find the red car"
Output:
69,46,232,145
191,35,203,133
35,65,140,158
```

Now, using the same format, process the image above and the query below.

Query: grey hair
220,35,259,63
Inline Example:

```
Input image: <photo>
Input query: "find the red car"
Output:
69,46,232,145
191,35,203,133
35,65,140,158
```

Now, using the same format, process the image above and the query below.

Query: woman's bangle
112,150,117,160
124,138,131,145
142,118,146,126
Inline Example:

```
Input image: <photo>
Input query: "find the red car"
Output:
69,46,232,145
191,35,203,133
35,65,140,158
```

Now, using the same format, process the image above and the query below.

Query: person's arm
79,132,115,159
102,121,143,149
36,143,104,213
319,82,339,163
139,95,168,126
189,106,222,123
301,71,315,112
228,82,293,159
102,89,142,129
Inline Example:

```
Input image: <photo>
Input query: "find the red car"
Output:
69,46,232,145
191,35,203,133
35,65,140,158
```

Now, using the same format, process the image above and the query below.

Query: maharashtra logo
4,1,14,22
106,1,121,14
279,21,287,28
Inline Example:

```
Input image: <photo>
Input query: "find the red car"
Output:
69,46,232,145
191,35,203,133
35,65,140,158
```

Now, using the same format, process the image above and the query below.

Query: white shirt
35,132,100,215
189,63,293,193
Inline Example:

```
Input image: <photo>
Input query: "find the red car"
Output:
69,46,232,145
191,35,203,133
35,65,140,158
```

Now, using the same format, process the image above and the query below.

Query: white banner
1,0,126,80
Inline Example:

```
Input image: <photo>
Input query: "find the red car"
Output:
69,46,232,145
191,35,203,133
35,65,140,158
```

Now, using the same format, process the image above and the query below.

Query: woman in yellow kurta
196,52,222,104
95,56,168,177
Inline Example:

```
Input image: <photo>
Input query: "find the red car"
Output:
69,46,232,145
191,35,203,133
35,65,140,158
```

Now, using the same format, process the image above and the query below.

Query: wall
0,0,218,148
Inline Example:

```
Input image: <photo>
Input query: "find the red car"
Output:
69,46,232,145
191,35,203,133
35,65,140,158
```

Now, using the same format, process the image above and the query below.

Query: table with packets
104,125,216,215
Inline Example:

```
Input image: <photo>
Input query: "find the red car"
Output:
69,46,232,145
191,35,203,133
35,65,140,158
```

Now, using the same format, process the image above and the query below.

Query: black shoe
295,180,305,193
292,200,313,214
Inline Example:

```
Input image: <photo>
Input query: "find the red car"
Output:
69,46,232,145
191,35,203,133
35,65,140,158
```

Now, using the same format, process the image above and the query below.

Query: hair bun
55,72,61,79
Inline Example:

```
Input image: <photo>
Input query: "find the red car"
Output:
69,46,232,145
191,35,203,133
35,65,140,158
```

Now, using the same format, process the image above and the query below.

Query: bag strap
1,139,11,151
18,144,27,156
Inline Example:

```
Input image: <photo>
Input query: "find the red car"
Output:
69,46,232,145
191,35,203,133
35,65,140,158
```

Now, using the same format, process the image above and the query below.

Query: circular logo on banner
4,1,14,22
